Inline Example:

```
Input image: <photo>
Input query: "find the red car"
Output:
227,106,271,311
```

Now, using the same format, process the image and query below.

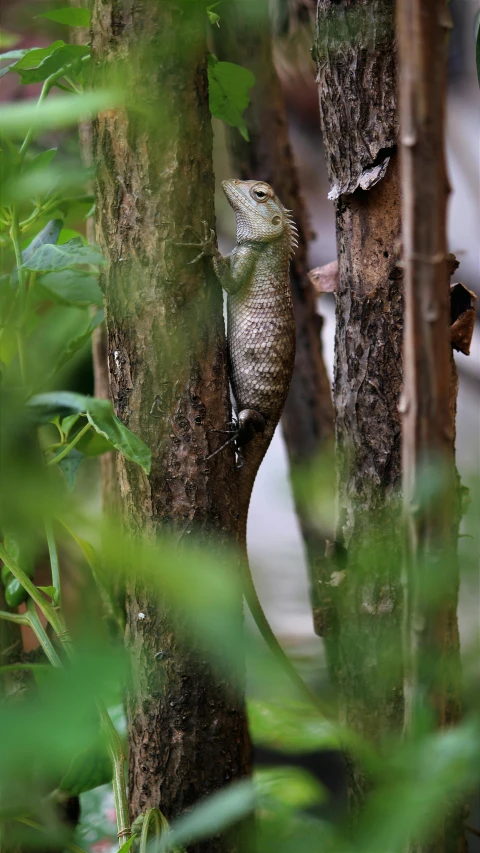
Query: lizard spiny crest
222,179,298,255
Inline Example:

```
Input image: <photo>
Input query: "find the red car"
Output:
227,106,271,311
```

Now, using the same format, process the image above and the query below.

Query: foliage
0,6,478,853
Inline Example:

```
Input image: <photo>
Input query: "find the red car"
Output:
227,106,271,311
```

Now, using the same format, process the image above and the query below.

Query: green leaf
0,90,122,137
14,44,90,85
20,238,106,272
9,41,66,70
207,54,255,141
57,448,84,490
36,8,91,27
38,585,58,602
37,270,103,306
28,393,152,474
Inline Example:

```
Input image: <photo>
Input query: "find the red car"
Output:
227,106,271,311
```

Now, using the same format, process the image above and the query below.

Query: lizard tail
237,431,328,716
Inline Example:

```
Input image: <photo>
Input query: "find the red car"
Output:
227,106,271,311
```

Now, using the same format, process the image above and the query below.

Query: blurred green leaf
47,309,104,379
37,8,91,27
57,448,84,490
255,766,326,811
248,699,340,753
21,237,106,272
0,48,28,78
0,31,21,50
58,741,112,796
358,721,480,853
28,147,57,169
22,219,63,264
161,781,255,851
207,54,255,141
37,270,103,306
0,90,122,137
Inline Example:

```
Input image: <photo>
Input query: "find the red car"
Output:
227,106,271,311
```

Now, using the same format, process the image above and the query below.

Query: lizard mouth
222,180,257,215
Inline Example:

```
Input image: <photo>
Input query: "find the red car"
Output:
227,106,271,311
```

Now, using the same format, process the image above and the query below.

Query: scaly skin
180,179,325,709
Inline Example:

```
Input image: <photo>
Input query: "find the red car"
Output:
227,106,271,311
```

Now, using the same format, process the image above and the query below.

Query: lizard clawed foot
174,220,217,265
203,410,265,463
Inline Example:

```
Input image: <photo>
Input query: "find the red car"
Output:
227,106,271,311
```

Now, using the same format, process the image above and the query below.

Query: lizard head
222,179,298,254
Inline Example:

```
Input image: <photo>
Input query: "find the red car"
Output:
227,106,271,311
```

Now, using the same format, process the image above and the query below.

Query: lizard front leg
175,221,258,294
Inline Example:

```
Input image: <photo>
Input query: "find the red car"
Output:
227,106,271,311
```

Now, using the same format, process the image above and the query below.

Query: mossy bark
91,3,249,849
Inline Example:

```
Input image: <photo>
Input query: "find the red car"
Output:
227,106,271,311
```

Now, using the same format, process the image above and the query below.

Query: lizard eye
254,189,267,199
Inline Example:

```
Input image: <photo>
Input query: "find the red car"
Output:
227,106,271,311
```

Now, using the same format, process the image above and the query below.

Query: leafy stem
0,603,61,667
46,421,91,466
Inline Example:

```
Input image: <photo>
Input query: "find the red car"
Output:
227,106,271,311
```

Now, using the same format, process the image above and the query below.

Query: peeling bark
213,0,335,636
91,3,249,848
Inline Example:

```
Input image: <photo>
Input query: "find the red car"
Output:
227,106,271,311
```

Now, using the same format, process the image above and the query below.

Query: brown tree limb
398,0,466,849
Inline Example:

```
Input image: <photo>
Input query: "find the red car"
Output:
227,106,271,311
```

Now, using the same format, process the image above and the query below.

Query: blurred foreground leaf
0,90,122,136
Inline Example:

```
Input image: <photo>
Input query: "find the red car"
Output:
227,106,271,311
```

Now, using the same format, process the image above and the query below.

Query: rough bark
91,3,249,849
315,0,403,821
213,0,335,635
398,1,465,850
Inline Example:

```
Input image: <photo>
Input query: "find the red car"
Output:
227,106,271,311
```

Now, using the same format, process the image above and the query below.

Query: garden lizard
179,180,323,707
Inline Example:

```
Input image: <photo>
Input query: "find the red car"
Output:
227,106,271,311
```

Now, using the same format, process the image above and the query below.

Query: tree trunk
213,0,335,636
398,1,465,849
91,3,249,849
314,0,403,821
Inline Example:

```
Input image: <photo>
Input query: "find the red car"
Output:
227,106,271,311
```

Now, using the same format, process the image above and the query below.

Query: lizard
178,179,325,710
